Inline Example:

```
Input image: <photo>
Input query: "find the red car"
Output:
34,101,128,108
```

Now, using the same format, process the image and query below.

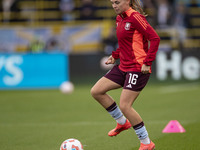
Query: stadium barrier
0,50,199,90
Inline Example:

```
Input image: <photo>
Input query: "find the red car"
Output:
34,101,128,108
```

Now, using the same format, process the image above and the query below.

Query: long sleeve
112,47,120,59
132,14,160,66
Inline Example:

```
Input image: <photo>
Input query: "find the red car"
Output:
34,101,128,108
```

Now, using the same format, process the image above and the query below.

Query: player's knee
90,86,100,99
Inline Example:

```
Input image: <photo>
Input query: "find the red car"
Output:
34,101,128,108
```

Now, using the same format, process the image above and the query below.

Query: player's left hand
141,64,150,74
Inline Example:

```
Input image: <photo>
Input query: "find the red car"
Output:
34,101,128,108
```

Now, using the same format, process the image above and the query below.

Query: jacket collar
119,7,136,18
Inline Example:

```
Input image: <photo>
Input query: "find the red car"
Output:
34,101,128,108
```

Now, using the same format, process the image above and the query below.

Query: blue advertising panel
0,53,69,89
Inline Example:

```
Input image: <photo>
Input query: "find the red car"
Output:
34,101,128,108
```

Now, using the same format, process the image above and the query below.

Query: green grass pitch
0,82,200,150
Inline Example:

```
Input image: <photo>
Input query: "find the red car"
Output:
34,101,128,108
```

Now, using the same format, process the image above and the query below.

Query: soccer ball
60,138,83,150
60,81,74,94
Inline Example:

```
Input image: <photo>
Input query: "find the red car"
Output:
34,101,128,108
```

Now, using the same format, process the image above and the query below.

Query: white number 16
128,73,138,85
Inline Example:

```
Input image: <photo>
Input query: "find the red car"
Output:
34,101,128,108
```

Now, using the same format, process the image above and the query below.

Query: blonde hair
129,0,147,16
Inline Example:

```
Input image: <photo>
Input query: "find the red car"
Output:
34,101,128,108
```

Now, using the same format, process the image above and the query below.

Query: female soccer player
91,0,160,150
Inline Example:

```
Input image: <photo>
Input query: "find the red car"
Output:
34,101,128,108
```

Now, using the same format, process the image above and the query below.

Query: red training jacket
112,7,160,72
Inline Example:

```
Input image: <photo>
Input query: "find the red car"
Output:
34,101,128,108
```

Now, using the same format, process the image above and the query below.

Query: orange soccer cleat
108,119,132,136
139,141,155,150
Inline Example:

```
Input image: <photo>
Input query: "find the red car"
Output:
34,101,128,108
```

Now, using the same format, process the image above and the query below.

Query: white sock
140,136,151,145
116,116,127,125
106,102,126,125
133,122,151,145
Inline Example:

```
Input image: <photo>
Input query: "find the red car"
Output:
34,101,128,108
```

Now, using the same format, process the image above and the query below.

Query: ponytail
129,0,147,16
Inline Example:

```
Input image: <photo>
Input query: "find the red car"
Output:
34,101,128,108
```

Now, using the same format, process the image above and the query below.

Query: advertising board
0,53,69,89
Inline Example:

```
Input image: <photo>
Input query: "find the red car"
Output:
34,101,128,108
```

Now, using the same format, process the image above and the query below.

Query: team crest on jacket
125,22,131,30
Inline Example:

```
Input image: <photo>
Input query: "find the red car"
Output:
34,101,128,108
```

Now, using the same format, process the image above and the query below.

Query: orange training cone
162,120,186,133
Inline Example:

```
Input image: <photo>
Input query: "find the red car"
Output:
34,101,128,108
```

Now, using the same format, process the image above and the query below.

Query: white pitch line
159,83,200,94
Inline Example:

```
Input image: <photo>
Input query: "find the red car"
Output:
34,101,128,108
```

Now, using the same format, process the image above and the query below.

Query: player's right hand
105,55,116,65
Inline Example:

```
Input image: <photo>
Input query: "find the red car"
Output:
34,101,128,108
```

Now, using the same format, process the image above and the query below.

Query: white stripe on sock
116,116,126,125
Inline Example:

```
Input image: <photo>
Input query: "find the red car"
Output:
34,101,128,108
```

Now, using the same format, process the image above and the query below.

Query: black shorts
104,65,150,91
